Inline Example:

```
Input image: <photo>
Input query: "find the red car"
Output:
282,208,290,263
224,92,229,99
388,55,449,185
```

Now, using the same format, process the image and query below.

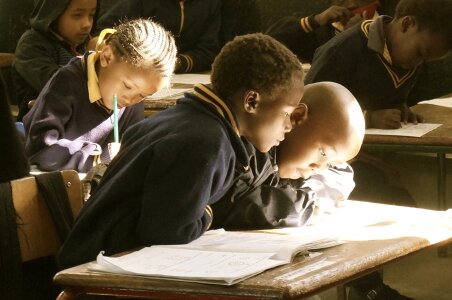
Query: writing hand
314,6,352,27
368,109,402,129
399,103,424,125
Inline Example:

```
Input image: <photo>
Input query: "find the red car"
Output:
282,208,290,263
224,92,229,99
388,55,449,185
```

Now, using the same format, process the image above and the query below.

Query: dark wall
0,0,34,52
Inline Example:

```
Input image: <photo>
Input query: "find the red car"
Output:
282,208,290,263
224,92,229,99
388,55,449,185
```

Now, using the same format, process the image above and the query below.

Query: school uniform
96,0,221,73
12,0,97,121
57,84,253,270
23,52,144,173
211,146,355,230
266,14,341,63
305,16,420,111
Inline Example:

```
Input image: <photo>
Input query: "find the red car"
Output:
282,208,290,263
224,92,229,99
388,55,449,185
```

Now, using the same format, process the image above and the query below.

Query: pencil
113,93,119,143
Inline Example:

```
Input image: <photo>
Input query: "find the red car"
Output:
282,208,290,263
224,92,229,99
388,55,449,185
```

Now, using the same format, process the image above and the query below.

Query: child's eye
123,82,131,89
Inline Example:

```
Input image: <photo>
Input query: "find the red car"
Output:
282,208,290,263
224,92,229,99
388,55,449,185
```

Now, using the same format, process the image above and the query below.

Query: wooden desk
54,201,452,300
363,103,452,211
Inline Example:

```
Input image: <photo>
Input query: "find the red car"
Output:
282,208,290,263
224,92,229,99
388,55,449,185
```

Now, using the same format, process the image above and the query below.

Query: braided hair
104,19,177,78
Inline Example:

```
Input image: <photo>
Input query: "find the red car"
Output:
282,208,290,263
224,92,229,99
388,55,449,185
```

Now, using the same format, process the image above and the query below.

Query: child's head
97,19,177,110
277,82,365,179
389,0,451,69
211,33,304,152
55,0,97,47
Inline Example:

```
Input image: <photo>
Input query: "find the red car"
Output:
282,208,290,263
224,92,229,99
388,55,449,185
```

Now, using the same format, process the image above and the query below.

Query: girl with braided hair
23,19,177,173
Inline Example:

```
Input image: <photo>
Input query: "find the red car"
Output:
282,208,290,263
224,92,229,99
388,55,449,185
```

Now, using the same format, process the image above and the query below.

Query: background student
95,0,221,73
211,81,365,229
12,0,99,121
23,19,177,173
57,33,304,270
266,0,379,63
305,0,451,129
304,0,451,206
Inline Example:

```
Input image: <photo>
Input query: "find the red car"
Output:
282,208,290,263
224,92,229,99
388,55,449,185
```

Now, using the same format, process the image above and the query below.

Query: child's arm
14,32,62,92
174,1,221,73
133,134,236,245
23,69,102,172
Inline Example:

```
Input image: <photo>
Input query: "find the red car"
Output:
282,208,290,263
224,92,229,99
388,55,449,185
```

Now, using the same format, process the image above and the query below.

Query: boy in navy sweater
57,33,304,269
306,0,451,129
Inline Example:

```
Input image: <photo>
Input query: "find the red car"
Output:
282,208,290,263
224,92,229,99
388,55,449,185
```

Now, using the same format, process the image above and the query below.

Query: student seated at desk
210,81,365,230
305,0,451,129
12,0,99,121
94,0,221,74
23,19,177,173
266,0,379,63
57,33,305,270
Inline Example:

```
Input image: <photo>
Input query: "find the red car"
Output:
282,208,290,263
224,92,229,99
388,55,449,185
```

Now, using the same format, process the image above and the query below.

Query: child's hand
368,109,402,129
399,103,424,124
314,6,353,27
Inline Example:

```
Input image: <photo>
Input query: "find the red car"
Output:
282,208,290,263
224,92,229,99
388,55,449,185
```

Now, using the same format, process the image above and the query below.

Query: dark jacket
0,97,29,183
96,0,221,73
12,0,97,121
23,53,144,173
266,14,338,63
57,84,252,270
305,16,420,111
211,148,316,230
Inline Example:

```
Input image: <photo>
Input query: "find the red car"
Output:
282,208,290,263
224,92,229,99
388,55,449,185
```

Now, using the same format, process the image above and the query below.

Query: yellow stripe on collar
86,52,102,103
193,84,240,136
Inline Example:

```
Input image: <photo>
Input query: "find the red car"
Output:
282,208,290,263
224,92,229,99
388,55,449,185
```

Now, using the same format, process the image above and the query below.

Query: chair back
12,170,83,262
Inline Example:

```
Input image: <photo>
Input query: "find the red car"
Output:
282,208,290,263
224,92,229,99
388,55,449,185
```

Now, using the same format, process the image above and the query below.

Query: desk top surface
364,104,452,147
54,201,452,299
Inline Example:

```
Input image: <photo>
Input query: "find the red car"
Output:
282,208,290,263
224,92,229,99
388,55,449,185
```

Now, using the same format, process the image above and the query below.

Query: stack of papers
90,229,341,285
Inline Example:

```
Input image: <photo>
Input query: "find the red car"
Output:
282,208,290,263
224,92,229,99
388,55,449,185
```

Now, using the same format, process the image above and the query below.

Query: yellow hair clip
95,28,117,52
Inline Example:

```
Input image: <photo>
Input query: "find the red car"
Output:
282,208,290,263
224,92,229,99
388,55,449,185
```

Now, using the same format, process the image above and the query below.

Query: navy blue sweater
23,55,144,173
57,85,252,269
306,16,420,111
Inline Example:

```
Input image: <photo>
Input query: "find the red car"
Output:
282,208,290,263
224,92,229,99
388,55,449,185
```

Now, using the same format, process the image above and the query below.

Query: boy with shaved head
211,81,365,229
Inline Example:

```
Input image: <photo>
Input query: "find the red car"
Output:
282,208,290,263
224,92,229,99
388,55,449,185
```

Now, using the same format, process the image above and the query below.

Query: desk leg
437,152,449,257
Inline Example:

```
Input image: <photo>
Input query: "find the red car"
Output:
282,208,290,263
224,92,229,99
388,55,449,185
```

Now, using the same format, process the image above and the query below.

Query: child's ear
401,16,415,33
290,103,308,127
243,90,260,113
99,45,114,67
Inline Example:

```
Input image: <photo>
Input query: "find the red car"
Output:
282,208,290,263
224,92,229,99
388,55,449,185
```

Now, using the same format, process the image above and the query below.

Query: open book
90,229,341,285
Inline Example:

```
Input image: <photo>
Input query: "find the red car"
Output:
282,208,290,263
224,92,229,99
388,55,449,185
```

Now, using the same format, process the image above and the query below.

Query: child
57,33,304,270
12,0,99,121
95,0,221,73
266,0,379,63
210,82,365,229
23,19,177,173
305,0,451,129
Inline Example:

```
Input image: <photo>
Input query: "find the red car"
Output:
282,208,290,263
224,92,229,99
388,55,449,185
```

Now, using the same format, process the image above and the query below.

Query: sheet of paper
171,73,210,85
365,123,441,137
95,248,284,285
419,96,452,108
146,87,191,100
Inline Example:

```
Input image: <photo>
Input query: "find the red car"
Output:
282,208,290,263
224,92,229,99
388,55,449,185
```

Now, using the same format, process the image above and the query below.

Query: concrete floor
319,151,452,300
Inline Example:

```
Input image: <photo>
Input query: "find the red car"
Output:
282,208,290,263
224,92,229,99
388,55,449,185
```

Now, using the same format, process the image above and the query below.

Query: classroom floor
320,151,452,300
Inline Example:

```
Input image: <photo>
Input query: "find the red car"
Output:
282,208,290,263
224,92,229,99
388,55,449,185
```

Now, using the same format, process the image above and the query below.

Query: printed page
365,123,441,137
93,247,285,285
145,87,191,100
171,73,211,85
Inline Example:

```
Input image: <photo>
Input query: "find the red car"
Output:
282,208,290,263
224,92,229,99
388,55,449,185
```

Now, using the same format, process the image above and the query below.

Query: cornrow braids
395,0,452,47
106,19,177,78
211,33,303,103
